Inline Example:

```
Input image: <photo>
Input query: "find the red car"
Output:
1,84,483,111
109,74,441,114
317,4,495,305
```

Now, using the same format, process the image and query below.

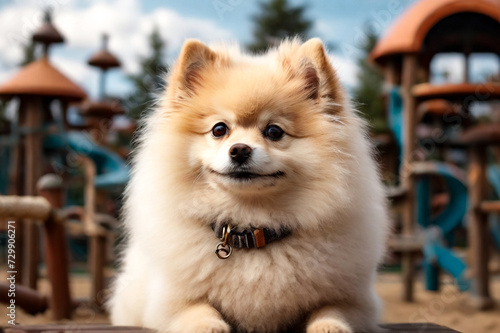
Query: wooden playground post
400,54,418,302
467,147,494,310
37,174,72,319
81,156,107,309
89,234,106,308
0,193,72,319
7,141,25,285
23,97,44,290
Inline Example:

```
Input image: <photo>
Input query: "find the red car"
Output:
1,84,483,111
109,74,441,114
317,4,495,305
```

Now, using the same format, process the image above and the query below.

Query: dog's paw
187,318,231,333
306,318,353,333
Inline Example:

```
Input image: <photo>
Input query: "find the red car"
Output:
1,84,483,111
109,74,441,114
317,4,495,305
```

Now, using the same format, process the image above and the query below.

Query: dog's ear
297,58,320,100
295,38,342,105
171,39,217,97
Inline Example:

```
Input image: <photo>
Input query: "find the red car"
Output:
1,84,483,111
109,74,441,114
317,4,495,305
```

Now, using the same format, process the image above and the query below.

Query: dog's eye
264,125,284,141
212,122,228,138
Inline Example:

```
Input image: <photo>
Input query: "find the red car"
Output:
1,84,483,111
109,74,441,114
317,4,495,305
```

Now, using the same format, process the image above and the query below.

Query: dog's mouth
212,170,285,181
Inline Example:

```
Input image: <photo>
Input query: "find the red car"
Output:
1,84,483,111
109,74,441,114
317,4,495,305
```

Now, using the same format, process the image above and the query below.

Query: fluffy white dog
109,38,389,333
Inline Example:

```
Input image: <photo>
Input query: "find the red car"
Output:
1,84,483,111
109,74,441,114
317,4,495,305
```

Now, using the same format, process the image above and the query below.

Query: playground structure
0,12,129,317
372,0,500,309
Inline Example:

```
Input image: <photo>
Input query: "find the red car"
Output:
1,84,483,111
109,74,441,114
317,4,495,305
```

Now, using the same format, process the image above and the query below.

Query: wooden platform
2,323,460,333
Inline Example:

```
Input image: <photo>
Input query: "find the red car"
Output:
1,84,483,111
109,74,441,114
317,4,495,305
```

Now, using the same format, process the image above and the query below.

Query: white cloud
315,19,335,40
430,53,465,84
0,0,234,98
0,68,17,85
55,0,233,74
0,4,42,65
331,56,359,88
51,54,96,90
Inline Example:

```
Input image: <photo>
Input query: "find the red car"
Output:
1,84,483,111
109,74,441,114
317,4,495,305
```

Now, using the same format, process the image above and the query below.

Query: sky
0,0,496,102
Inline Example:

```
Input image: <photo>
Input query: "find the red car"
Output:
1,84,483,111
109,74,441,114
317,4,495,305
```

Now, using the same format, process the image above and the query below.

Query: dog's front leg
306,306,353,333
167,303,230,333
306,303,381,333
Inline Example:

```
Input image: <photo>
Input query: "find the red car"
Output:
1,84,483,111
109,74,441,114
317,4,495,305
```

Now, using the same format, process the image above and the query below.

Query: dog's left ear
170,39,218,97
295,38,342,104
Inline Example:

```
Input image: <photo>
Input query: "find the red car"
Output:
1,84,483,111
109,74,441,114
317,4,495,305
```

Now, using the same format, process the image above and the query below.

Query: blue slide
388,86,404,153
414,162,469,291
487,165,500,251
388,89,470,291
44,132,129,189
0,144,10,194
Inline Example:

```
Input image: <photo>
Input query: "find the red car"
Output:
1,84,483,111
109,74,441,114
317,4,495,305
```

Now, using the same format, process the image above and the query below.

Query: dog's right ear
171,39,217,97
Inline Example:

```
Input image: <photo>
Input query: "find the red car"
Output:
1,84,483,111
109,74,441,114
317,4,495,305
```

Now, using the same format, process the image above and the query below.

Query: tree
19,41,37,66
19,8,57,66
125,27,168,120
18,7,51,66
247,0,312,53
352,25,387,133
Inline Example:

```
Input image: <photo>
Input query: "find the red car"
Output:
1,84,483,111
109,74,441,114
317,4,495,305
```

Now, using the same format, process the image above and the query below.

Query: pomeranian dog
109,38,389,333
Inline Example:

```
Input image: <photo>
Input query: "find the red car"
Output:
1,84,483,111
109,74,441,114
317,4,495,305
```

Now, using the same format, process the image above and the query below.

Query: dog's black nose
229,143,252,164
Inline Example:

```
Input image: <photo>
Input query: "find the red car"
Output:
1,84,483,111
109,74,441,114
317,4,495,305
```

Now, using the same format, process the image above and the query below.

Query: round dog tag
215,242,232,259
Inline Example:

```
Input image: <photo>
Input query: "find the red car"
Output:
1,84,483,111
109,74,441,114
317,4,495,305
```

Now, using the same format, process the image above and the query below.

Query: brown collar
212,223,292,259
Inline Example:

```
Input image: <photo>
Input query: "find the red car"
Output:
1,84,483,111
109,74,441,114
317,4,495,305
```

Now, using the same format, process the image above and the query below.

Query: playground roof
371,0,500,64
0,57,86,101
79,100,125,118
32,21,64,45
88,50,121,70
417,99,459,118
460,123,500,146
412,82,500,101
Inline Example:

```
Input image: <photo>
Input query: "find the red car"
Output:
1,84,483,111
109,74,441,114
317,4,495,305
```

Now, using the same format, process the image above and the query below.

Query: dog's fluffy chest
173,233,358,332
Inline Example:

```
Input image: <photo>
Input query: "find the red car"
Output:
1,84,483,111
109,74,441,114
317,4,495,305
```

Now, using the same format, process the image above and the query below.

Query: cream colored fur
109,38,389,333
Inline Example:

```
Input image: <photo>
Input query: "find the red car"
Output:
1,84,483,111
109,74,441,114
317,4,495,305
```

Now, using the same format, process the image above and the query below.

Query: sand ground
2,271,500,332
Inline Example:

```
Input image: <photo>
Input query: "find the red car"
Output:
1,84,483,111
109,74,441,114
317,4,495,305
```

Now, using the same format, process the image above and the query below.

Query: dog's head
151,38,356,203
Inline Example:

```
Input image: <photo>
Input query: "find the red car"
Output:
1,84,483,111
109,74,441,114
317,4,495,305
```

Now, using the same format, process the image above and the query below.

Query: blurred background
0,0,500,332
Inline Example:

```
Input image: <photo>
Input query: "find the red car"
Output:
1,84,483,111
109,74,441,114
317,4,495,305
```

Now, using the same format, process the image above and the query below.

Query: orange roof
0,57,86,101
413,82,500,100
460,123,500,146
79,100,124,117
417,99,458,118
371,0,500,64
32,22,65,45
88,50,121,70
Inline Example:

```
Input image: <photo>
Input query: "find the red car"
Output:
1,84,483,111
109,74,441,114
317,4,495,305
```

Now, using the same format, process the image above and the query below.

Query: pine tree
19,41,36,66
18,7,48,66
247,0,312,53
0,101,6,127
352,25,387,133
126,27,168,120
20,8,56,66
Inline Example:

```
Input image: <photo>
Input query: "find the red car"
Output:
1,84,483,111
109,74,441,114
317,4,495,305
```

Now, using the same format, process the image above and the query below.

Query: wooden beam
0,196,51,221
467,147,494,310
478,200,500,212
384,60,399,87
81,157,100,236
89,235,106,309
2,323,459,333
81,156,107,310
0,283,47,315
400,54,418,185
387,235,423,252
23,97,44,289
9,101,26,285
38,176,72,320
399,54,419,302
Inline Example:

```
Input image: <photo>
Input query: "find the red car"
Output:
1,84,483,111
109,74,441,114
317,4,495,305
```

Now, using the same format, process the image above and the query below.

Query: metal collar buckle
215,224,232,259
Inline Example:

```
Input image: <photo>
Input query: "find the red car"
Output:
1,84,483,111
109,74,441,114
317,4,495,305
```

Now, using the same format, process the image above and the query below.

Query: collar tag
215,225,232,259
212,223,292,259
